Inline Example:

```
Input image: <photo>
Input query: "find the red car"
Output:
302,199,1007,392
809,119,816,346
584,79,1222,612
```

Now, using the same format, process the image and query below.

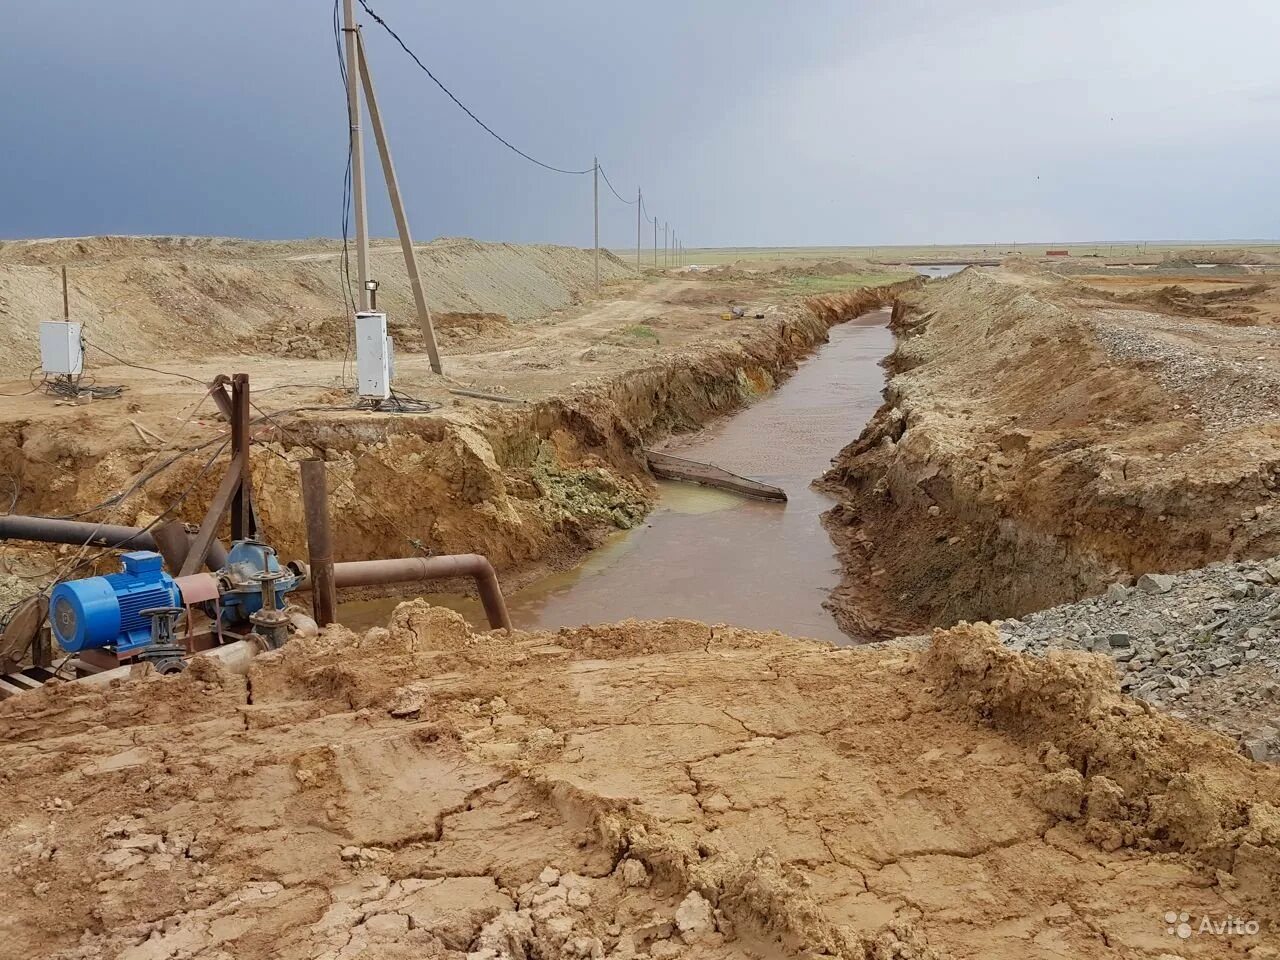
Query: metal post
593,156,600,292
343,0,370,311
653,217,657,267
61,266,69,320
300,459,338,627
636,188,642,269
230,374,253,542
356,31,443,374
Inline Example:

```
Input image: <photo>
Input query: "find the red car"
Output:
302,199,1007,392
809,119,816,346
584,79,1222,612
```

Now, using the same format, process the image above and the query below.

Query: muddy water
341,310,894,643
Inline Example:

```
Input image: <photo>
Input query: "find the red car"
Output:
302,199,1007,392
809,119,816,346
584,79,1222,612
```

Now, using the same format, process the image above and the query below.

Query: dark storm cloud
3,0,1277,245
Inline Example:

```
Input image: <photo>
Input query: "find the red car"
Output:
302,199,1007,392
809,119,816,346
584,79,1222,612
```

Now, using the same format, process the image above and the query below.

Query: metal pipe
0,515,226,571
0,515,159,551
300,460,338,627
329,554,512,632
152,520,194,573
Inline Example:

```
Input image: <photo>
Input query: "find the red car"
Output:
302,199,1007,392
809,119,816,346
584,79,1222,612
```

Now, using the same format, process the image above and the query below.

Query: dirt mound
1074,280,1271,323
819,267,1280,636
0,236,635,377
1,611,1276,958
1171,248,1280,266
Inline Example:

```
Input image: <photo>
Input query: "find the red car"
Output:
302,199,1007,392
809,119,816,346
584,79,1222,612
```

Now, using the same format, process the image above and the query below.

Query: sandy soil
820,266,1280,637
0,606,1276,959
0,237,637,376
0,238,914,633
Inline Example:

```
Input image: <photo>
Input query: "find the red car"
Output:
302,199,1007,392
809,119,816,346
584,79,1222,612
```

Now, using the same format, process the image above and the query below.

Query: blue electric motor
50,551,181,654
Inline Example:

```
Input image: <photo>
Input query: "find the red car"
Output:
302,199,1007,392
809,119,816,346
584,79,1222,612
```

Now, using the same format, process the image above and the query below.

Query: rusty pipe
299,460,337,628
326,554,512,632
0,515,226,571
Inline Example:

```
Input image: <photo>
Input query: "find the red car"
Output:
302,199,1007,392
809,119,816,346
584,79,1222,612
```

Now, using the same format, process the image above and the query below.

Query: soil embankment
0,239,916,612
1,609,1276,958
0,236,635,374
820,266,1280,637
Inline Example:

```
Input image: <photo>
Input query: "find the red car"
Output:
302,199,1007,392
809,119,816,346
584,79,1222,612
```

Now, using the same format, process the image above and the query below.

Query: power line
356,0,594,176
598,164,636,205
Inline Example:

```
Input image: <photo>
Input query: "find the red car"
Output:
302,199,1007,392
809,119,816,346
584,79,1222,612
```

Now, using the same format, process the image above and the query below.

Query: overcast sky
5,0,1279,247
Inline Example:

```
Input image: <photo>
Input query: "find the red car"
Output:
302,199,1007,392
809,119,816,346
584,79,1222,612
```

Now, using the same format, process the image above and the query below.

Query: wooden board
645,450,787,502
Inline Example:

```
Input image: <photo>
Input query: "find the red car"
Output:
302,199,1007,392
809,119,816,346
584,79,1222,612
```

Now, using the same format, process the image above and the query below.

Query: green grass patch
624,323,659,340
782,272,913,295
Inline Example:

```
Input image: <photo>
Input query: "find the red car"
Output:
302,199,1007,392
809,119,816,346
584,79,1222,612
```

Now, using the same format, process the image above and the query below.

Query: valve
137,607,187,675
249,570,291,650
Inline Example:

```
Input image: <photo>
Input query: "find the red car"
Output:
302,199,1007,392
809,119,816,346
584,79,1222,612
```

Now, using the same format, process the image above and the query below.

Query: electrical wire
598,164,636,205
0,366,47,398
355,0,593,176
83,339,204,385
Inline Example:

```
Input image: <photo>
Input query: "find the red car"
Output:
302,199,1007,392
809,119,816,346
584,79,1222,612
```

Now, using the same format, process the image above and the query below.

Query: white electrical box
355,311,391,400
39,321,83,376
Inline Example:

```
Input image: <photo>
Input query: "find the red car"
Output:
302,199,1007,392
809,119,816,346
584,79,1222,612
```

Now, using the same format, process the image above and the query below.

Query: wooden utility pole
342,0,371,310
636,188,642,270
593,157,600,291
356,31,442,374
653,217,658,267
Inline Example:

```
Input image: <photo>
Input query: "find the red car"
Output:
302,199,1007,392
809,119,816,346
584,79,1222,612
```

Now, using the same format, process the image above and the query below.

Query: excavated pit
820,266,1280,637
341,310,897,643
0,274,919,639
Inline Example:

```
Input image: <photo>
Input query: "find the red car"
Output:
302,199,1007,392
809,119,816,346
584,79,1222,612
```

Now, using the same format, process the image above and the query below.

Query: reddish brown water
341,309,893,643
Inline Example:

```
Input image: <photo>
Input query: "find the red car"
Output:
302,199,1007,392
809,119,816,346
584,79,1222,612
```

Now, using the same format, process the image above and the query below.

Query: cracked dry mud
2,606,1277,959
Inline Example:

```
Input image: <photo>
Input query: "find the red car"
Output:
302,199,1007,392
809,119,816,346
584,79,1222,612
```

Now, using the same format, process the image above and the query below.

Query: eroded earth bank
821,262,1280,760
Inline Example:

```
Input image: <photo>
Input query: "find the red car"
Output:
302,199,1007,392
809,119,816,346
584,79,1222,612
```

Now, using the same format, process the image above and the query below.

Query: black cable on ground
0,367,47,398
83,339,204,385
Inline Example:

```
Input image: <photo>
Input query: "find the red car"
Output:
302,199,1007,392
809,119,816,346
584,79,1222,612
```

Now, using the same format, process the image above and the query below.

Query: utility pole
355,31,442,374
653,217,658,267
343,0,370,311
636,188,642,270
592,156,599,292
664,222,668,267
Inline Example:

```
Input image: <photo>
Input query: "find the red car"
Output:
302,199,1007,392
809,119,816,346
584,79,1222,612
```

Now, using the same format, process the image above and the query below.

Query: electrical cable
82,339,204,385
355,0,593,176
0,366,47,398
598,164,636,205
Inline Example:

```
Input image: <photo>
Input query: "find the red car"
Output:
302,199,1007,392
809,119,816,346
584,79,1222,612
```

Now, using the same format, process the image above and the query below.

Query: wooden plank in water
645,450,787,502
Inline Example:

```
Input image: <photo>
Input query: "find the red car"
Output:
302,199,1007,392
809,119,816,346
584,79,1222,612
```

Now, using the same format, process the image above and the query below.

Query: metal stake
300,459,338,627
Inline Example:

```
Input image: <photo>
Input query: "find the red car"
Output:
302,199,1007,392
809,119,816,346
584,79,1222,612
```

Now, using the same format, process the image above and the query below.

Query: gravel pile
997,556,1280,762
1088,310,1280,431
